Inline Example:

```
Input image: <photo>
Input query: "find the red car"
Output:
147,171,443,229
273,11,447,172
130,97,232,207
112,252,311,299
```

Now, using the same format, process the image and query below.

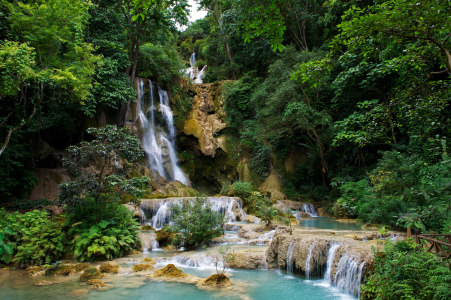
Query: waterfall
194,65,207,84
140,208,147,224
334,255,366,296
305,241,315,279
302,203,317,217
189,53,196,67
286,240,297,274
257,230,276,245
324,244,341,283
151,239,161,251
141,197,246,228
184,53,207,84
136,78,187,184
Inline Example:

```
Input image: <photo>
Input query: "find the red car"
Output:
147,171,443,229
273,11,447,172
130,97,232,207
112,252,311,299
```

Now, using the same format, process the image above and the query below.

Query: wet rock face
183,83,227,157
29,168,71,201
266,233,374,285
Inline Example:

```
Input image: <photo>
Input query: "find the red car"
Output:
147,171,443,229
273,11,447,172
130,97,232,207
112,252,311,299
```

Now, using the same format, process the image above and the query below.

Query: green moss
132,264,153,272
99,263,120,273
141,225,155,231
80,267,103,282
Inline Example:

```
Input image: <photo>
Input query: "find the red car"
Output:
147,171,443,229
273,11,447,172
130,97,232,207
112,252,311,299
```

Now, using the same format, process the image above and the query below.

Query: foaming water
135,79,187,184
141,197,246,228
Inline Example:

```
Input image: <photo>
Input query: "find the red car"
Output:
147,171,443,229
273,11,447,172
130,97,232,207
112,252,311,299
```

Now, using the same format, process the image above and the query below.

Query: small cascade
141,197,246,228
136,78,187,184
257,230,276,245
334,255,366,296
302,203,317,217
324,244,341,283
151,239,161,251
173,253,217,268
305,241,316,279
286,240,297,274
140,208,147,224
184,52,207,84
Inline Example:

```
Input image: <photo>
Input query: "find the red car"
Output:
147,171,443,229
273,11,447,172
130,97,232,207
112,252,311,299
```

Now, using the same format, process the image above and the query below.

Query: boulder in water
80,267,104,282
202,274,231,286
153,264,188,278
132,264,154,272
142,258,156,264
87,279,106,289
100,263,120,273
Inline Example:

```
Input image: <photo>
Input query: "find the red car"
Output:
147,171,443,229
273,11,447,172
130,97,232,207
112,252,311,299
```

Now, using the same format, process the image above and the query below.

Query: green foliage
58,125,150,225
0,227,14,264
231,181,254,201
336,151,451,230
137,43,185,84
0,209,65,266
169,198,224,250
361,239,451,300
70,218,140,261
246,191,277,226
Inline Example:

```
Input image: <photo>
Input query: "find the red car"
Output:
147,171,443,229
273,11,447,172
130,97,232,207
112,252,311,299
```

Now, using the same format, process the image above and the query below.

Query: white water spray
302,203,317,217
184,52,207,84
286,240,297,274
136,78,187,184
334,255,366,296
324,244,341,283
305,241,315,279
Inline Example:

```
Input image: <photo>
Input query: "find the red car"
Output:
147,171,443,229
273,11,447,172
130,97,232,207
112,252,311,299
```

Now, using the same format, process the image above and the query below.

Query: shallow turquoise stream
0,217,363,299
0,265,355,300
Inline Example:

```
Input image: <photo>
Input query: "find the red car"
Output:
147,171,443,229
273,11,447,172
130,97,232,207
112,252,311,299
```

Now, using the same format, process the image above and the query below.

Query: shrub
361,239,451,299
70,219,140,261
169,198,224,250
232,181,254,201
0,209,65,266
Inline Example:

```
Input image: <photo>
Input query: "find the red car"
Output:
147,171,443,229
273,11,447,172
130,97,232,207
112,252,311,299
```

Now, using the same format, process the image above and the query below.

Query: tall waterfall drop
136,78,187,184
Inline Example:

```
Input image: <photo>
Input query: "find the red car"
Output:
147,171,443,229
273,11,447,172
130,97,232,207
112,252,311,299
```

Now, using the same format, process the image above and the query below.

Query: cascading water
257,230,276,245
302,203,317,217
286,240,297,274
324,244,341,283
184,53,206,84
140,197,246,229
136,78,187,184
305,241,316,279
334,255,366,297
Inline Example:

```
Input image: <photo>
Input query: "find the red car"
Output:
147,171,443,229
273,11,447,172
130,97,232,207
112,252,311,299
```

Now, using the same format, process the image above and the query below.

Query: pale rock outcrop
260,168,287,200
183,83,228,157
29,168,71,201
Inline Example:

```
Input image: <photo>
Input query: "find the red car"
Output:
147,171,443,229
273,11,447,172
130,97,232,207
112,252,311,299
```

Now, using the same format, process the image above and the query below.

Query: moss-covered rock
27,266,45,275
74,263,90,272
132,264,154,272
153,264,188,278
99,263,120,273
87,279,106,289
141,225,155,231
80,267,104,282
202,274,231,286
54,265,77,276
155,228,175,245
142,258,156,264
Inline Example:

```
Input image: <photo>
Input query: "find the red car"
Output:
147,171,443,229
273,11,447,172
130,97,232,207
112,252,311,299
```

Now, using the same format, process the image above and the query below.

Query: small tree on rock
169,198,224,250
